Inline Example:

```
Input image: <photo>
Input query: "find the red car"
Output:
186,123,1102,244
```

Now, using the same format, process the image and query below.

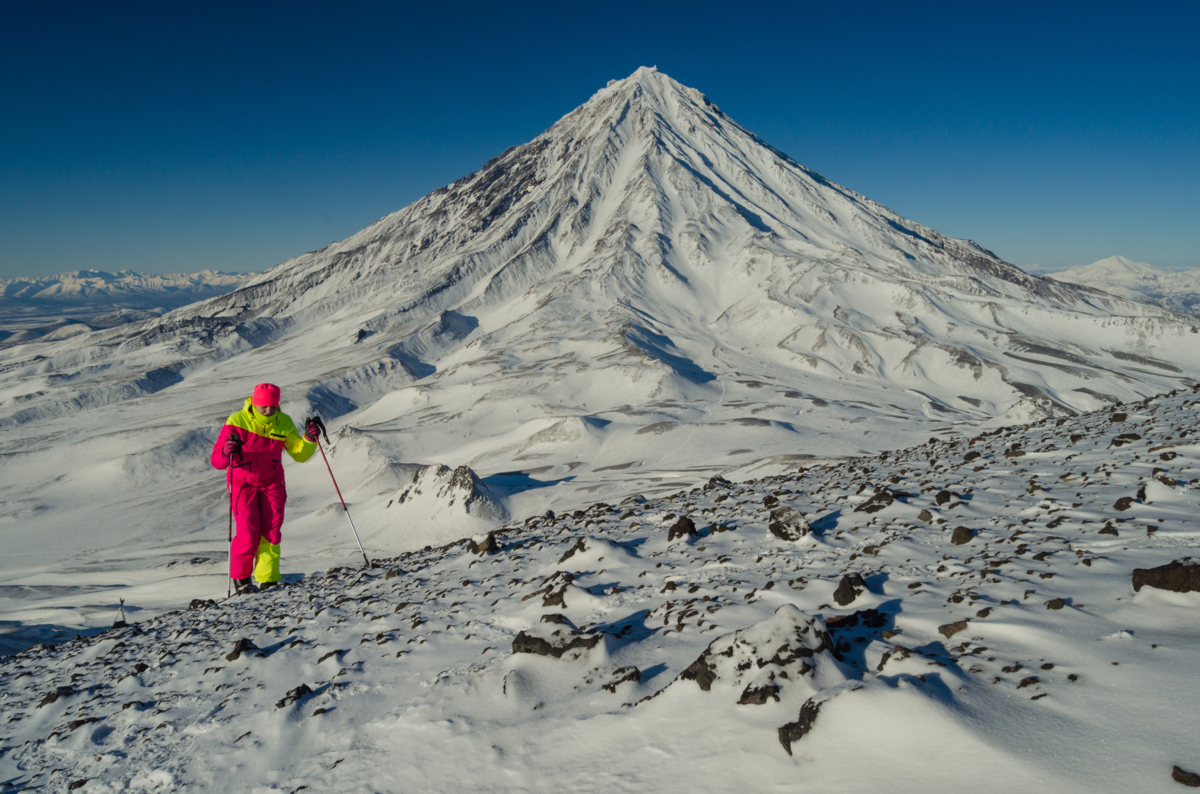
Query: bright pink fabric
229,481,286,579
213,424,288,487
252,383,280,407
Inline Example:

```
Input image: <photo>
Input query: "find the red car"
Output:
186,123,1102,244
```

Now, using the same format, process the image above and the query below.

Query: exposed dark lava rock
951,526,974,545
1113,496,1135,511
522,571,576,607
763,494,780,509
938,620,968,639
1132,560,1200,593
918,509,934,522
558,537,587,563
1016,676,1040,689
768,507,811,541
602,666,641,693
671,605,838,703
188,598,216,610
936,490,954,505
1045,598,1066,610
1173,766,1200,787
511,614,601,660
739,682,781,705
667,516,698,541
833,573,867,606
225,638,260,662
275,683,312,708
778,698,821,756
468,531,499,554
855,489,894,514
824,608,886,632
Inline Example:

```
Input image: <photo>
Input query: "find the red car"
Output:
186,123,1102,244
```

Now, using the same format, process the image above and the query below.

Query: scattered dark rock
317,649,346,664
1132,560,1200,593
602,667,641,692
918,509,934,522
188,598,216,610
1045,598,1066,610
667,516,698,541
1113,496,1135,511
1173,766,1200,787
1099,526,1119,536
976,607,993,618
778,698,821,756
1016,676,1040,689
825,608,886,632
936,490,954,505
385,568,400,580
226,638,260,662
833,573,867,606
739,682,781,705
133,662,149,674
768,507,811,541
275,683,312,708
38,686,73,708
558,538,587,563
68,717,99,732
963,451,981,462
951,526,974,545
522,571,577,607
1110,412,1128,422
68,781,88,791
763,494,780,509
938,620,968,639
855,489,894,514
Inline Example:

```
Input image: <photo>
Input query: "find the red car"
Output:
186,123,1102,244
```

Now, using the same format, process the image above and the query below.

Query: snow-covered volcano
0,68,1198,652
1041,256,1200,317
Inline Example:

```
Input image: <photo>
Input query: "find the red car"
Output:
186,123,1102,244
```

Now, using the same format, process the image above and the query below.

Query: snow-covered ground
2,385,1198,792
1039,256,1200,317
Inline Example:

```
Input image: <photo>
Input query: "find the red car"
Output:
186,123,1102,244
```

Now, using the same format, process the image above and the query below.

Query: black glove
304,416,325,443
222,434,243,461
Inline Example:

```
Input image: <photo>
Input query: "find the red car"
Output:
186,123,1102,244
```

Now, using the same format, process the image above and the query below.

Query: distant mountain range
0,268,255,347
1039,256,1200,316
0,268,254,310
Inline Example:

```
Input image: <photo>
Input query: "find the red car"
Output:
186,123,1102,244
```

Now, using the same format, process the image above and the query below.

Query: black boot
233,578,259,595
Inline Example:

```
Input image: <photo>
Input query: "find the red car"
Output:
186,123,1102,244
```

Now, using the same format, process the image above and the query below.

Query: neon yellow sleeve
282,417,317,463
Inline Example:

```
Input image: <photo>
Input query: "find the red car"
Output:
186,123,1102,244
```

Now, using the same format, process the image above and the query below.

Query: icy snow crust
2,385,1199,791
0,68,1198,675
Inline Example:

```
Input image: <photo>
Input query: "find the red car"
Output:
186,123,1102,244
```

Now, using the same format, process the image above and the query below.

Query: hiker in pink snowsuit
211,383,320,594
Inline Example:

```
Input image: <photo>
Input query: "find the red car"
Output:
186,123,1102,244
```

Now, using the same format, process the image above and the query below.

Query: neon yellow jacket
211,398,316,486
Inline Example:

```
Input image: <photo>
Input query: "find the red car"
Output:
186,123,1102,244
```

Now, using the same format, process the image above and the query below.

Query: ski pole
309,419,371,567
226,465,234,598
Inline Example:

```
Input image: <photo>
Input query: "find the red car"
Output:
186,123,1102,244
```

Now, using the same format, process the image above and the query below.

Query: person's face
254,404,278,417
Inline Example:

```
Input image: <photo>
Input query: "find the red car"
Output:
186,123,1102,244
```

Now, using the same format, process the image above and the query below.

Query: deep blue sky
2,0,1197,279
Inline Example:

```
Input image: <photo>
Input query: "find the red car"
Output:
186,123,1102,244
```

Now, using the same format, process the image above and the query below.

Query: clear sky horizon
2,0,1197,279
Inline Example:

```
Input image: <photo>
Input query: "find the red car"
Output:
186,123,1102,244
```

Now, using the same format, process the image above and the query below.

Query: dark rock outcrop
1132,560,1200,593
511,614,602,660
833,574,867,606
768,507,811,541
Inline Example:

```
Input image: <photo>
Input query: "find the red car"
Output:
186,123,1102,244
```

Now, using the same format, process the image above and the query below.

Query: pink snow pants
230,481,285,579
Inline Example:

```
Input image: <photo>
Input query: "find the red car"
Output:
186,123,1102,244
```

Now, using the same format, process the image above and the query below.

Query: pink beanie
252,383,281,407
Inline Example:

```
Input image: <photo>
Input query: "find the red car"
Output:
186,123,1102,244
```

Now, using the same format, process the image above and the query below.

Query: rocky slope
2,383,1197,792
